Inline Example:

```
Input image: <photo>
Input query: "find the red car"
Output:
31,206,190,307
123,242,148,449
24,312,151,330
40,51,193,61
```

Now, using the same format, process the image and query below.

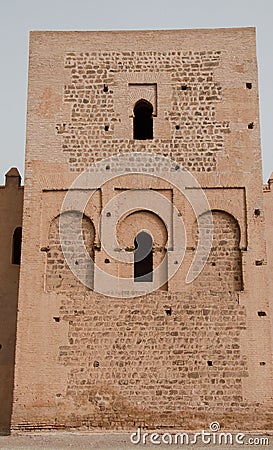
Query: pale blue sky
0,0,272,183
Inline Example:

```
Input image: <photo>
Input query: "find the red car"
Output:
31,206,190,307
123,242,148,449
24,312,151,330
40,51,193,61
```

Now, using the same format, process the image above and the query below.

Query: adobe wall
0,169,23,434
11,28,273,431
264,175,273,357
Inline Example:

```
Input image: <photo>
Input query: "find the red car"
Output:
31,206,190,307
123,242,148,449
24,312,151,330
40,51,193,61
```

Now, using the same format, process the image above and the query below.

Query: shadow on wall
0,231,21,435
0,333,18,435
0,169,23,435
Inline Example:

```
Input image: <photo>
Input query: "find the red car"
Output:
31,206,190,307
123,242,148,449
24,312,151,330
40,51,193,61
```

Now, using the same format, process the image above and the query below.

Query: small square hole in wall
175,125,180,130
53,317,60,323
258,311,267,317
207,361,213,366
181,85,189,90
255,260,263,266
105,125,109,131
246,83,252,89
254,209,261,217
104,258,110,264
0,344,2,350
248,122,254,129
259,362,266,366
103,84,108,93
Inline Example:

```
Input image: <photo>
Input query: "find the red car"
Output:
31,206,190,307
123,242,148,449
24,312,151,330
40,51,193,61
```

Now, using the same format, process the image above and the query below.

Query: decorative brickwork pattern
46,211,95,292
59,51,230,172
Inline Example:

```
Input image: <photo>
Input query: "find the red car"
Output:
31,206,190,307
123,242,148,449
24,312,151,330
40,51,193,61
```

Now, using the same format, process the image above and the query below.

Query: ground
0,432,272,450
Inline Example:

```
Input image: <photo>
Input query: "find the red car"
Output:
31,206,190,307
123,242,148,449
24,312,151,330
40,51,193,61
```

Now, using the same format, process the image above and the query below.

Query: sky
0,0,272,183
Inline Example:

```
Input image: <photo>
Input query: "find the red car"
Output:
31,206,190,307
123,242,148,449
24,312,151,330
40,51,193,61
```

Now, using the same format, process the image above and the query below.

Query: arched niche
46,211,95,292
193,210,243,292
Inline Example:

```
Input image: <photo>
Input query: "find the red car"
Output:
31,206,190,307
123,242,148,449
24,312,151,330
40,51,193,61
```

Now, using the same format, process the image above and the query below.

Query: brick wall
61,50,229,173
193,211,243,292
46,212,95,292
11,28,273,432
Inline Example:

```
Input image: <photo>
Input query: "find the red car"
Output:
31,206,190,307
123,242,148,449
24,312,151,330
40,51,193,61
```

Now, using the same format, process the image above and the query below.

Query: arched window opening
134,231,153,282
12,227,22,265
133,100,153,140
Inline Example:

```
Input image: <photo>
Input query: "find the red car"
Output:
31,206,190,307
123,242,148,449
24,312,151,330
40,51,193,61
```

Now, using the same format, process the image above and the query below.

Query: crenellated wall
0,169,23,434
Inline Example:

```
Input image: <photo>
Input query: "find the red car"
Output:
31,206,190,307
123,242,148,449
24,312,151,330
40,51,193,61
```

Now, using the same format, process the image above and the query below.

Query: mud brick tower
10,28,273,431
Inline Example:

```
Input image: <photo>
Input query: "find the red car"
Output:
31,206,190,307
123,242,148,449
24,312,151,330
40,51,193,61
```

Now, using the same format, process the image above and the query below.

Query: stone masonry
0,28,272,433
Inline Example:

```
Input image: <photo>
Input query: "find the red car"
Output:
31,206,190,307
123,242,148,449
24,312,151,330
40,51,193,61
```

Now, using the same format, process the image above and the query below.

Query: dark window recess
258,311,267,317
105,125,109,131
246,83,252,89
207,361,213,366
103,84,108,92
165,307,172,316
104,258,110,264
133,100,153,140
53,317,60,322
248,122,254,129
12,227,22,265
260,362,266,366
134,231,153,282
93,361,100,368
175,125,180,130
0,344,2,350
181,85,189,90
